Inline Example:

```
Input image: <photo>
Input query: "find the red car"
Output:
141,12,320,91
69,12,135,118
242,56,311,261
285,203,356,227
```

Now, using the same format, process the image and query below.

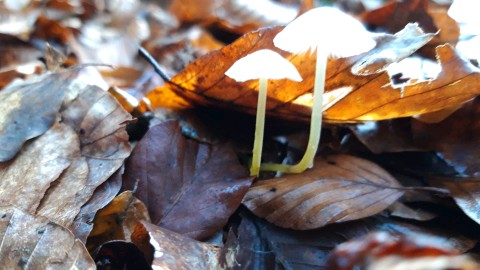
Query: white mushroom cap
274,7,376,57
225,49,303,82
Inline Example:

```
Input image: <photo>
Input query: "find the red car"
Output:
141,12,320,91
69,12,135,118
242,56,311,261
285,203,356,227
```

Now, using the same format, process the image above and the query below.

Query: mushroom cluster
227,7,376,176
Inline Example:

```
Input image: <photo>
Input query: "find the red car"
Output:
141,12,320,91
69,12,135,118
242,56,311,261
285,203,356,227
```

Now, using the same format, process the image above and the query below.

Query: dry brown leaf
88,191,150,251
146,24,477,123
0,205,95,269
122,120,252,239
61,84,131,192
132,221,220,270
352,98,480,176
25,83,132,235
0,33,41,69
35,157,89,227
327,231,479,270
0,121,78,213
169,0,298,34
360,0,460,57
430,177,480,226
243,155,404,230
72,168,123,243
0,70,77,162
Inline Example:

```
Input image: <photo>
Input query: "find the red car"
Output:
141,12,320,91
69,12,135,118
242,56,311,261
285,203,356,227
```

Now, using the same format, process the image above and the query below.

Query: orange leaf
146,24,479,123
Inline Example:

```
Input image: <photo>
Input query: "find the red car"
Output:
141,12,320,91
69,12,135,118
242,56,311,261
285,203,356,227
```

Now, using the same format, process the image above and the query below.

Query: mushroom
263,7,376,173
225,49,302,176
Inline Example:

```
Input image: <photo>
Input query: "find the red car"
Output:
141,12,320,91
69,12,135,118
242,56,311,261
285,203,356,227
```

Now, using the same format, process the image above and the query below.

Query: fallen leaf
0,121,78,213
87,191,150,251
411,97,480,176
352,98,480,176
0,205,95,269
243,155,404,229
169,0,298,34
327,231,479,270
132,221,220,270
326,44,480,121
35,157,89,227
123,120,252,239
360,0,460,57
430,176,480,226
387,201,436,221
146,24,478,123
61,84,131,199
71,167,123,242
0,70,76,162
0,33,41,69
220,211,476,270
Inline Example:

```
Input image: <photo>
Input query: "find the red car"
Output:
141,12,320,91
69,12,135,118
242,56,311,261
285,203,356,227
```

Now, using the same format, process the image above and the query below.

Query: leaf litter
1,0,480,269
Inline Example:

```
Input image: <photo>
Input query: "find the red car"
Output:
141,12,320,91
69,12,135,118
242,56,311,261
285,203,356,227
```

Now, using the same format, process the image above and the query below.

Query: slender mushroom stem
261,49,327,173
250,77,268,176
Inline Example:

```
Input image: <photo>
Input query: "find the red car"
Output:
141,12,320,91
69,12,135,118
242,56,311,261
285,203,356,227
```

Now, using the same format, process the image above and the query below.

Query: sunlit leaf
145,24,477,123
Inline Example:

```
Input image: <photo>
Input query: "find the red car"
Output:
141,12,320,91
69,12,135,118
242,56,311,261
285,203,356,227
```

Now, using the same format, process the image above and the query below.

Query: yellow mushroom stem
261,49,326,173
250,77,268,176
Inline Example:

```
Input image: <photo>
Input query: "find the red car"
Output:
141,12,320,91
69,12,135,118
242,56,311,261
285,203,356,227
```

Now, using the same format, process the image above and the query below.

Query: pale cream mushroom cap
225,49,302,82
274,7,376,57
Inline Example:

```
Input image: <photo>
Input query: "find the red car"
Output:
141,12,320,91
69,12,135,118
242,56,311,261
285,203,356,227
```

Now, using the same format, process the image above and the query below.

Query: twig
138,47,171,82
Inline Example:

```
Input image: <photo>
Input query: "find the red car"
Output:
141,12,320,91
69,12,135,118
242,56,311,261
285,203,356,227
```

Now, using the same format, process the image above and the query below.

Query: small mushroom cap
225,49,303,82
274,7,376,57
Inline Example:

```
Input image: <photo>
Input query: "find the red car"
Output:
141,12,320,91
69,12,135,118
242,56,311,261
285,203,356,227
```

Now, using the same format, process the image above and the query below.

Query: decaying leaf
430,176,480,226
0,70,77,162
0,122,78,213
61,84,131,186
0,205,95,269
243,155,404,229
147,23,478,123
352,98,480,176
88,191,150,251
123,120,252,239
35,157,89,227
220,211,476,270
169,0,298,34
360,0,460,56
327,231,479,270
72,167,123,242
132,221,220,270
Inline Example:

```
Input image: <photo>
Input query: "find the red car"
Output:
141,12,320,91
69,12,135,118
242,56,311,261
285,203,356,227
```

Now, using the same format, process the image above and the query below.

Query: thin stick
250,78,268,176
261,49,326,173
138,47,171,82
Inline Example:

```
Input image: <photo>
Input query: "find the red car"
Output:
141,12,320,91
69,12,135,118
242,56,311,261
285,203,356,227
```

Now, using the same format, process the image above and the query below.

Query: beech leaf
123,120,252,239
145,23,477,123
132,221,220,270
0,71,76,162
0,205,95,269
0,121,78,213
431,177,480,226
242,155,404,229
